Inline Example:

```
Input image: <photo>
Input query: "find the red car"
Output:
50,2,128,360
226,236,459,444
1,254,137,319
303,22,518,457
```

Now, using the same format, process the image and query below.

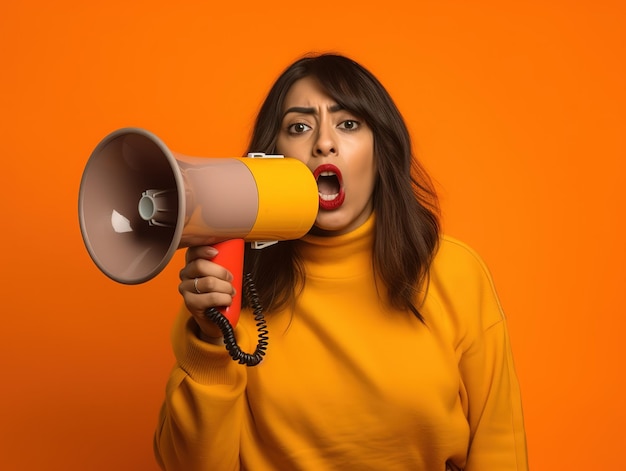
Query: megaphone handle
211,238,245,328
204,240,269,367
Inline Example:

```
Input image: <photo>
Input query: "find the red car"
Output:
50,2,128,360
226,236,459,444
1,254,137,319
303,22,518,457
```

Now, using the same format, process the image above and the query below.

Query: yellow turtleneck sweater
154,216,528,470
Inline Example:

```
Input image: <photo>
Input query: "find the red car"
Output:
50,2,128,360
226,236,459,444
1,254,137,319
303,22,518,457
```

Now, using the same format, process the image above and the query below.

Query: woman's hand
178,245,236,344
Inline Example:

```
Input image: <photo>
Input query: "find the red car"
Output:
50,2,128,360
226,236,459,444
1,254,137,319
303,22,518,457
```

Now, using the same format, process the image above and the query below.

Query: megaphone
78,127,319,365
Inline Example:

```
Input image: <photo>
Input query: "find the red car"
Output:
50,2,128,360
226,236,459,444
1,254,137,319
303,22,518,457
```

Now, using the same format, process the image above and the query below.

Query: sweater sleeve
438,239,528,470
153,306,250,471
460,319,528,470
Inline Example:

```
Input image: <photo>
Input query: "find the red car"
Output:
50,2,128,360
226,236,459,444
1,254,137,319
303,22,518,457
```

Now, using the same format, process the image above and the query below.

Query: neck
297,214,376,279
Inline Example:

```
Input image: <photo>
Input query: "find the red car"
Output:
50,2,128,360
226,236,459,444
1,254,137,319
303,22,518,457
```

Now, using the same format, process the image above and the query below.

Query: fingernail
206,246,218,257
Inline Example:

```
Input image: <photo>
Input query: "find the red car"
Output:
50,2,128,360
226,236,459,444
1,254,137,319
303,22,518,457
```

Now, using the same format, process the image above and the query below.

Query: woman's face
276,76,377,236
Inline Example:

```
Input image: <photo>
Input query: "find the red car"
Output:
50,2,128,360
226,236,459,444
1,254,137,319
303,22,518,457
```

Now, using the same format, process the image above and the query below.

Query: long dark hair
243,53,440,321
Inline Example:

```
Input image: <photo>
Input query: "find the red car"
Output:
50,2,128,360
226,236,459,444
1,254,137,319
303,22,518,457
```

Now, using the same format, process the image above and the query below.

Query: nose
313,125,337,157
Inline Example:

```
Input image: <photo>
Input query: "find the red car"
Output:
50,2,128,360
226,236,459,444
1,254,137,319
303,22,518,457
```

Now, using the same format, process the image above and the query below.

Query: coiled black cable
204,273,268,367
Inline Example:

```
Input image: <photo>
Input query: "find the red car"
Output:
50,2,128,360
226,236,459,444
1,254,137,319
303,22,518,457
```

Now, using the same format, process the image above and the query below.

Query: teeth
319,171,336,177
319,193,339,201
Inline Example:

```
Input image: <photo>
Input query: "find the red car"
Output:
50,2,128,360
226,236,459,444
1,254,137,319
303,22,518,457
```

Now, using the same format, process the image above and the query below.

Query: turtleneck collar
296,213,375,279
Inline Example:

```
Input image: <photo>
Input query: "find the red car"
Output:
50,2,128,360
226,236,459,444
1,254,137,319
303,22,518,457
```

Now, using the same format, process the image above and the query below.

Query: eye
287,122,312,134
338,120,360,131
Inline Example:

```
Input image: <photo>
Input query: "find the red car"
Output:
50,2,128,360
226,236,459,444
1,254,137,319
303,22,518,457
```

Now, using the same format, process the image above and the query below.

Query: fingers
185,245,219,264
179,258,233,285
182,275,236,299
180,246,234,283
182,284,235,313
179,258,235,302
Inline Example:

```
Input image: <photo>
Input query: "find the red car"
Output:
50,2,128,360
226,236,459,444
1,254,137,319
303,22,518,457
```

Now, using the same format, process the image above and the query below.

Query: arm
438,238,528,470
154,245,248,470
460,318,528,470
154,307,250,471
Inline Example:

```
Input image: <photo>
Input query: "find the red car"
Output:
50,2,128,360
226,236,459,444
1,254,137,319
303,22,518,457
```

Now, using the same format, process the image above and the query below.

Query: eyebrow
283,104,344,118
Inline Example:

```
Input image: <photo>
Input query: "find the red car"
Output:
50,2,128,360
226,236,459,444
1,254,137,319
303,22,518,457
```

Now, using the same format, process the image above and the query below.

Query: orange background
1,1,624,470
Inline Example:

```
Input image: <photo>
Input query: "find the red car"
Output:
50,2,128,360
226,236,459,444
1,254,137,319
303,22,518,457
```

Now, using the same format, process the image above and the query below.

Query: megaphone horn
78,127,319,365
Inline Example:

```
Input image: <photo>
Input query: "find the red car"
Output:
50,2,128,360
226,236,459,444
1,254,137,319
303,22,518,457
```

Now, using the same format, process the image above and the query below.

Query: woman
154,53,528,470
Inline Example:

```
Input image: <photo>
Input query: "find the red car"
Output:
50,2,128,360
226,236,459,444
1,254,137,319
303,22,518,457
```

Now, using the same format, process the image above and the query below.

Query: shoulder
431,236,493,282
427,235,505,330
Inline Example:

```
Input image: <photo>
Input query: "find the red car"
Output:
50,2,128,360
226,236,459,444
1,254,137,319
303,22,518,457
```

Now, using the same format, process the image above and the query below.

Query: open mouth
313,164,345,210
